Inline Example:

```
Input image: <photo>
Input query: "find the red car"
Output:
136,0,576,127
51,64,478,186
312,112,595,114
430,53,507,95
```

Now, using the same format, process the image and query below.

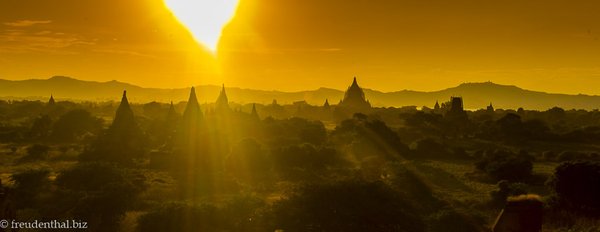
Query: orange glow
164,0,239,52
1,1,600,94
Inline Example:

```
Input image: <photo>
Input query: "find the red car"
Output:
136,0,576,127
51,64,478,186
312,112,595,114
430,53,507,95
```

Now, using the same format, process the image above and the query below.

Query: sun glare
165,0,239,52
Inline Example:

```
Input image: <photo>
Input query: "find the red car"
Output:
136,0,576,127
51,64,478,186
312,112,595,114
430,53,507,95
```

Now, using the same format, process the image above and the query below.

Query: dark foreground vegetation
0,96,599,231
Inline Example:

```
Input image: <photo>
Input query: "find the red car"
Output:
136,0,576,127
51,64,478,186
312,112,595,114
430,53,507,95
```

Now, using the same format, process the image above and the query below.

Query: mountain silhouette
1,77,600,110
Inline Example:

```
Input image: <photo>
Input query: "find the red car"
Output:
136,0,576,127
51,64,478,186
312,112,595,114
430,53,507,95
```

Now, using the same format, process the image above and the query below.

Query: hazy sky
1,0,600,94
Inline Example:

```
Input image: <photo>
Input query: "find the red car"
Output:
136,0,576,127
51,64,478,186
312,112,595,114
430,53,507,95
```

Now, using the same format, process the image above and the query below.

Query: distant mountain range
1,76,600,110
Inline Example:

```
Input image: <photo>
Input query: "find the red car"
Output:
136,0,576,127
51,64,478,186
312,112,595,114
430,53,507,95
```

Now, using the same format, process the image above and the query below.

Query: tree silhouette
55,162,146,231
18,144,50,162
52,109,102,142
10,169,51,209
475,150,534,181
270,180,425,232
226,138,271,183
547,161,600,215
29,114,52,140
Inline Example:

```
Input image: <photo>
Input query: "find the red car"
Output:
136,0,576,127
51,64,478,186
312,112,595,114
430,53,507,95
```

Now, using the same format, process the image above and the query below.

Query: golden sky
1,0,600,94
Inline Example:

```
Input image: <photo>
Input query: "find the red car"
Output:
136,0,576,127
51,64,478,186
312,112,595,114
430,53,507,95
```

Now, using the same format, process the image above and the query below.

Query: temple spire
183,87,202,122
121,91,129,106
48,94,55,105
111,90,135,129
188,87,198,105
167,101,178,119
215,84,230,113
350,76,359,88
338,76,370,110
251,103,259,120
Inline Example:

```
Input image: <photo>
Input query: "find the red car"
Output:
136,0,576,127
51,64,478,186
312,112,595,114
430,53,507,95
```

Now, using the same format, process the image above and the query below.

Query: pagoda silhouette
334,77,371,118
250,103,260,120
339,77,371,109
80,90,145,165
181,87,203,126
215,84,230,114
48,94,55,105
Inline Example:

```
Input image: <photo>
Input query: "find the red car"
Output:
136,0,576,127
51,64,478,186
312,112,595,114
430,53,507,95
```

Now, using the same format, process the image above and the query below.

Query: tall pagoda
338,77,371,112
182,87,203,123
215,84,230,113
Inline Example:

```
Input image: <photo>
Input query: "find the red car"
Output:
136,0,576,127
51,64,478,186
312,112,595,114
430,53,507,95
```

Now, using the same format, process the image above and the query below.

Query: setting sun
164,0,239,52
2,1,600,231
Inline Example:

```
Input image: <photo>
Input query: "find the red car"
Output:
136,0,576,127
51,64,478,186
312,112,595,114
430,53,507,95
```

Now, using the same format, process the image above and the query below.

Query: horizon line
0,75,585,96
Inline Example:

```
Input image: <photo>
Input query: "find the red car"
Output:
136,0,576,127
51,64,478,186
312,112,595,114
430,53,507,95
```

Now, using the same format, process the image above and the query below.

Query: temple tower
215,84,230,114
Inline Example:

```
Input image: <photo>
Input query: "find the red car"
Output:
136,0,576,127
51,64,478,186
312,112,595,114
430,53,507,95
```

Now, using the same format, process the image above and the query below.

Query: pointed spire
434,100,440,110
167,101,178,118
188,87,198,105
48,94,55,105
168,101,174,113
324,99,330,108
349,76,360,89
251,103,259,120
111,90,135,129
339,76,370,110
215,84,230,113
183,87,202,121
121,90,129,106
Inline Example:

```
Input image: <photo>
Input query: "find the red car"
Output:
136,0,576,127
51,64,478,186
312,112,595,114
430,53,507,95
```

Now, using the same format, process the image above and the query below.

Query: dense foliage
1,99,599,231
547,161,600,216
475,150,534,181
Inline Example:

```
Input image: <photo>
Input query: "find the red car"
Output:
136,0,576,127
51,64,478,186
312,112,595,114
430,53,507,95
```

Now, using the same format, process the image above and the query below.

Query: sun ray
164,0,239,52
